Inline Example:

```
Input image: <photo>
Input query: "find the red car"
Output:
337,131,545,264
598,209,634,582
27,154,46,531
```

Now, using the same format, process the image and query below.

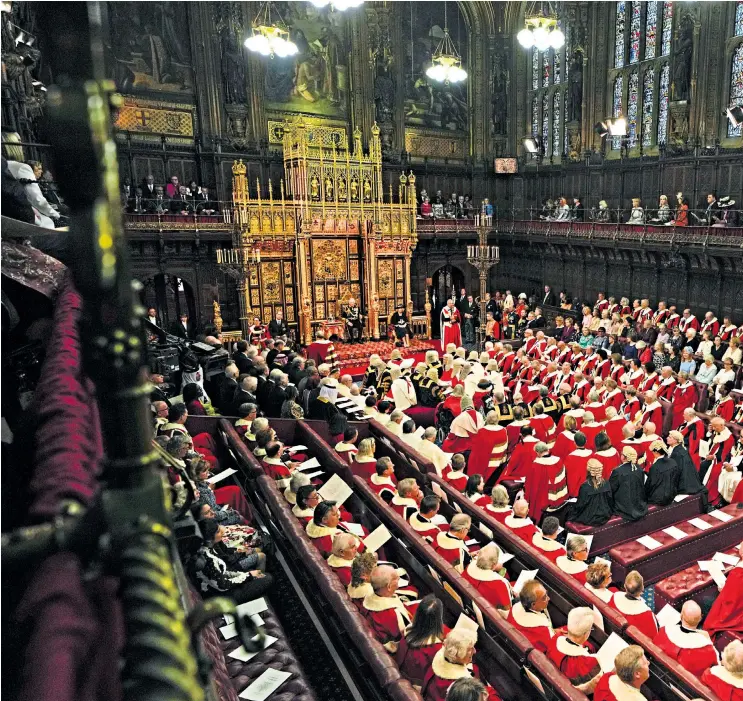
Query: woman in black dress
390,304,411,347
569,458,614,526
418,367,443,407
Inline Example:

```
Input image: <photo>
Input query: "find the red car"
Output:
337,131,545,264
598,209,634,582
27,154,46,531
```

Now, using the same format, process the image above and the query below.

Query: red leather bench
653,543,740,612
608,503,743,583
566,494,706,555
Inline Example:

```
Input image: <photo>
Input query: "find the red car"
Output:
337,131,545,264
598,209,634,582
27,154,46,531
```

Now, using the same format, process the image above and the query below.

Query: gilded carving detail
378,259,394,296
312,239,347,280
115,98,195,138
261,262,282,302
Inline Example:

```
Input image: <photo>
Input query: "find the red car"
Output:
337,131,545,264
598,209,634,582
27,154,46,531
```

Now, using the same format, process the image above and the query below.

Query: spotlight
523,136,542,154
608,117,627,137
727,105,743,128
594,122,609,138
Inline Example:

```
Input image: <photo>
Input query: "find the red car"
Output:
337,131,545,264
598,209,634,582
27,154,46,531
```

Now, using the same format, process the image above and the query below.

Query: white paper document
472,601,485,629
655,604,681,628
363,524,392,552
713,552,740,567
596,632,630,673
298,457,321,471
636,535,664,550
698,560,725,573
342,521,365,537
228,635,278,662
708,509,733,523
427,565,442,585
219,615,265,639
688,517,713,531
709,568,728,589
673,494,690,502
465,538,479,547
303,470,324,479
479,523,494,539
413,426,426,439
454,613,479,640
287,445,307,453
319,473,354,506
239,669,293,701
499,551,515,565
513,569,539,596
207,468,237,484
699,440,710,460
662,526,687,541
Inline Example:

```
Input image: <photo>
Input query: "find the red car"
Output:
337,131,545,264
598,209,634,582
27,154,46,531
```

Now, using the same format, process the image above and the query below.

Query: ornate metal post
466,214,499,350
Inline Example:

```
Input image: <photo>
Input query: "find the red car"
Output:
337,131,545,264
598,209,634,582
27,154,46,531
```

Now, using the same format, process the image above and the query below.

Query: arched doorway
431,264,465,338
140,274,197,332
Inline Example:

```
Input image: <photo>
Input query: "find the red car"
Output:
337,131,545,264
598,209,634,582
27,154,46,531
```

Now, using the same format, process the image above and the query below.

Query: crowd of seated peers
151,284,742,700
123,173,219,215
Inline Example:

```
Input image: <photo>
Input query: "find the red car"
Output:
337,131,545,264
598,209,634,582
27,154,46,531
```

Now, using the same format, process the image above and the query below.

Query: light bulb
533,26,550,52
426,64,446,82
449,66,467,82
517,28,534,48
245,34,270,54
272,39,291,57
550,28,565,49
309,0,330,7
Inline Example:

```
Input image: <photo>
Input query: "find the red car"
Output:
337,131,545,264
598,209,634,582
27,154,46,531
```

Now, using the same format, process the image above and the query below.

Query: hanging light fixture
517,2,565,51
308,0,364,10
426,0,467,84
245,1,298,58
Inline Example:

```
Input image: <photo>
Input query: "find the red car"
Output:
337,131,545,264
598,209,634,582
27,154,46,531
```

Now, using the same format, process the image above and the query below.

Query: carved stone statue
374,70,395,125
491,44,509,136
568,51,584,123
673,15,693,102
218,17,247,104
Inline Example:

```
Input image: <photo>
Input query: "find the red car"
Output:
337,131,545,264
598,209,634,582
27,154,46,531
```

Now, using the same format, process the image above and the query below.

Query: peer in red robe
421,649,500,701
546,635,603,691
530,412,557,445
305,336,338,367
555,554,589,584
703,426,735,503
594,446,622,480
468,423,508,482
503,512,538,541
525,452,568,524
440,303,462,353
507,602,554,653
500,434,539,481
701,664,743,701
369,472,397,500
704,561,743,638
363,591,413,653
530,532,566,563
653,623,718,677
564,446,594,497
672,381,698,430
395,634,444,689
463,559,512,612
593,672,647,701
679,415,704,467
327,554,354,588
433,530,470,573
505,419,532,454
552,429,577,461
608,592,658,640
603,415,627,448
442,408,483,453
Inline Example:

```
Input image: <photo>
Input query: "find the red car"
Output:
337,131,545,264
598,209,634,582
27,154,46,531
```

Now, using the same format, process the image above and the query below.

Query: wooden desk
320,321,345,339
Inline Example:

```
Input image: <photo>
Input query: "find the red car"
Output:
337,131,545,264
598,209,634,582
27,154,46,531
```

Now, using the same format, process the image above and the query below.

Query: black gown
609,462,649,521
569,480,615,526
670,445,708,507
308,397,347,436
390,311,411,340
645,456,680,506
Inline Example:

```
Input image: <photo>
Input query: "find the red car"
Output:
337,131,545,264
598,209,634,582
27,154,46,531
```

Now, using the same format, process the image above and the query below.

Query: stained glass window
542,94,550,153
553,92,561,156
612,76,624,149
627,71,639,147
642,71,654,146
564,24,571,81
532,48,539,90
661,2,673,56
543,52,551,86
629,1,642,64
532,97,539,137
658,63,670,144
616,2,627,67
645,2,658,59
729,44,743,137
554,46,562,84
735,1,743,37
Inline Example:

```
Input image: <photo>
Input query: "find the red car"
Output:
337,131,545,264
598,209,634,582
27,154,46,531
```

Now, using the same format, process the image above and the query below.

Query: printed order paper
673,494,690,502
363,524,392,553
708,509,733,523
287,445,307,453
596,632,630,674
207,468,237,484
636,535,664,550
228,635,278,662
479,523,494,539
513,569,539,596
319,473,354,506
454,613,479,640
688,517,713,531
342,521,365,537
662,526,687,541
656,604,681,629
713,552,740,567
239,669,292,701
298,457,321,471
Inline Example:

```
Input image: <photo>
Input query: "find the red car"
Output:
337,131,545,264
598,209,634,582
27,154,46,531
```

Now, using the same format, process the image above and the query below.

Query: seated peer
700,640,743,701
188,458,250,525
564,431,593,498
609,447,649,522
234,402,258,440
262,440,299,486
306,501,364,559
352,437,378,478
584,561,617,604
292,485,321,524
463,474,490,508
503,498,538,541
283,471,311,505
347,551,376,611
369,456,397,500
484,485,512,523
703,541,743,639
506,579,554,653
335,426,359,462
462,543,512,618
193,505,264,572
593,646,650,701
327,532,359,588
653,601,718,677
555,535,590,584
362,565,415,653
409,494,446,541
416,426,451,477
433,513,472,573
395,595,447,689
421,630,500,701
608,570,658,640
391,478,424,519
569,458,615,526
546,607,603,694
442,453,468,491
531,516,566,563
386,409,406,436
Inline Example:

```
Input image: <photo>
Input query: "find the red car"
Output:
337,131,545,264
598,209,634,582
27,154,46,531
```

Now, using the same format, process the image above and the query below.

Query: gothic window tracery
728,44,743,138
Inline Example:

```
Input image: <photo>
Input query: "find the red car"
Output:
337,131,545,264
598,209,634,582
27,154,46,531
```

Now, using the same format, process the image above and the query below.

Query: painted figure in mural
673,15,693,102
218,17,247,104
568,51,583,123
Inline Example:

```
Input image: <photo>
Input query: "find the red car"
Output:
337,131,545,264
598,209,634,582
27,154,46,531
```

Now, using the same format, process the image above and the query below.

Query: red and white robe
594,673,647,701
701,317,720,337
531,533,566,563
305,338,338,368
503,513,538,542
327,554,354,588
442,408,484,453
369,473,397,500
555,555,589,584
564,448,594,497
638,401,663,430
608,592,658,640
672,382,698,430
679,315,700,333
656,376,677,401
305,521,364,559
594,447,622,480
552,430,577,461
700,666,743,701
409,511,445,542
703,427,735,503
679,417,704,467
546,636,602,690
362,592,413,653
530,413,557,446
653,624,718,677
433,531,470,573
507,603,554,653
440,306,462,353
463,559,512,611
421,651,500,701
467,424,508,482
603,389,625,413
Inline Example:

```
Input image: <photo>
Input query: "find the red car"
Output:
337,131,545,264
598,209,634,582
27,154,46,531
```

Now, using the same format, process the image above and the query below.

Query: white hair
567,607,595,639
443,630,476,662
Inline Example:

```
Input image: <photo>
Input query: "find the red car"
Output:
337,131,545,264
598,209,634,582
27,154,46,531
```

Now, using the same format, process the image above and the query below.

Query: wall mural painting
401,1,468,132
106,3,193,94
264,2,349,118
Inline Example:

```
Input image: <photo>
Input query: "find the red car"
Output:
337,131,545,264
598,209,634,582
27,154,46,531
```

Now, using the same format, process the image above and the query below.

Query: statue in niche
673,14,693,102
380,129,394,157
363,178,372,202
338,177,347,201
324,175,334,201
310,174,320,200
350,178,359,202
491,45,509,136
217,9,247,104
568,50,584,123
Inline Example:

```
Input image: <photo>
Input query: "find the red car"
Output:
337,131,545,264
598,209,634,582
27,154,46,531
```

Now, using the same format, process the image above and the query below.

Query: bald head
513,499,529,518
370,565,397,595
680,600,702,629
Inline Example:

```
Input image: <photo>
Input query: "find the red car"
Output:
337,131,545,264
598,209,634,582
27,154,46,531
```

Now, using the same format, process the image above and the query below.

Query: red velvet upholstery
566,493,705,555
608,503,743,583
653,544,741,612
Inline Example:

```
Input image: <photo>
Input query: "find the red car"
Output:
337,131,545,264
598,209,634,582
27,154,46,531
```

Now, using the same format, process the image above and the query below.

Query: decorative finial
399,172,408,184
407,170,416,184
232,159,246,176
371,121,380,136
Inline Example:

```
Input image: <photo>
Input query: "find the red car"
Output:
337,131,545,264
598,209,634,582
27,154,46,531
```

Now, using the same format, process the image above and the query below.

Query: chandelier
517,2,565,52
308,0,364,10
245,1,298,58
426,1,467,84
